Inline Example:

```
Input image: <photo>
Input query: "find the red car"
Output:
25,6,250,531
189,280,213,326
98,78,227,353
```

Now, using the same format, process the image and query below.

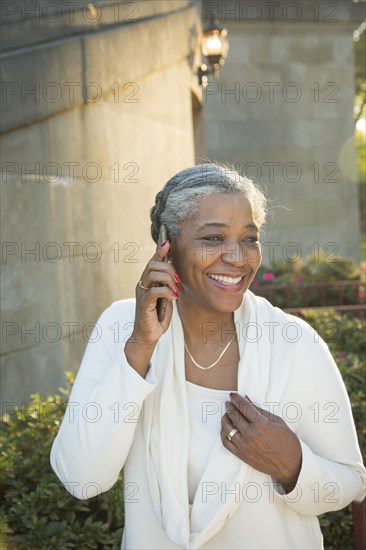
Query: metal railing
253,280,366,315
352,500,366,550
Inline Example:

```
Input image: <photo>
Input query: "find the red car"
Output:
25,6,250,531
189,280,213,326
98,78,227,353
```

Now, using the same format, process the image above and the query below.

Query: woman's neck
176,298,236,345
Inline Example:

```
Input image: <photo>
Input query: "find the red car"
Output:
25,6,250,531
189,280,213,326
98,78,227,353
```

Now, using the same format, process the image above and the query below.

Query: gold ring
227,428,239,442
138,280,150,291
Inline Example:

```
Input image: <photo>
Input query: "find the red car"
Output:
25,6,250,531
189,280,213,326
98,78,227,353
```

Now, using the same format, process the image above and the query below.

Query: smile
208,274,243,284
206,273,247,291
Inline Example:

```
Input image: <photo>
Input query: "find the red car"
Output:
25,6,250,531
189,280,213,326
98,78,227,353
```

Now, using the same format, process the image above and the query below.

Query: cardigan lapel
142,303,191,548
188,291,271,549
142,291,272,550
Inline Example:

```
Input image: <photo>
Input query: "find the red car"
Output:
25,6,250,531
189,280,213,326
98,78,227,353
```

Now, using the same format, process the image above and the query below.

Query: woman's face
169,192,262,314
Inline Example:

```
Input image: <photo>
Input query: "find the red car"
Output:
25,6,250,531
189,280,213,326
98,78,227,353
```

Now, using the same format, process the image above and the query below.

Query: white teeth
208,274,243,285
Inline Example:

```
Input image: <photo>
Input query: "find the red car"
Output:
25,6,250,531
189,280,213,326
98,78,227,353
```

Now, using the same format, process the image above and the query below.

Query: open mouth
206,273,247,291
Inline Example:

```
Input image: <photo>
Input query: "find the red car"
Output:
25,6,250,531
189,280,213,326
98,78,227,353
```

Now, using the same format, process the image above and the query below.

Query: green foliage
300,310,365,456
298,310,366,549
354,29,365,122
1,311,364,550
256,256,363,284
0,372,124,549
254,256,365,309
354,27,366,257
355,130,366,185
254,257,365,547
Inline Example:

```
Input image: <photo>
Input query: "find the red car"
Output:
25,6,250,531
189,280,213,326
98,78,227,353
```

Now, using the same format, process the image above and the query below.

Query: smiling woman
50,162,365,550
170,194,262,308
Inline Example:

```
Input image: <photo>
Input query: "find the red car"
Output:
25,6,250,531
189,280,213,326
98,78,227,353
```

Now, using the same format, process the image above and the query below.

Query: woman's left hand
221,393,302,493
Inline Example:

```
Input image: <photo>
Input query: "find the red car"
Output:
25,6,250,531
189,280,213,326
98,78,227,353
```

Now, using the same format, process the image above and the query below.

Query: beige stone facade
1,0,364,406
202,0,363,265
1,0,203,406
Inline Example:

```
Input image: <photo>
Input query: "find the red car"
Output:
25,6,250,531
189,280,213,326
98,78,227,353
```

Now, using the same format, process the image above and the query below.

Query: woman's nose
221,242,261,264
221,242,246,264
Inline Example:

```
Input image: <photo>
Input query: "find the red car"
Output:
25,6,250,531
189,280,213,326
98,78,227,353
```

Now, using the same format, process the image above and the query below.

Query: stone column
202,0,364,264
1,0,203,405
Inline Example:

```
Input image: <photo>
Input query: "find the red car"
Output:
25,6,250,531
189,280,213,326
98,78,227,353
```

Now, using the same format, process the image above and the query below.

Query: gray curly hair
150,162,267,244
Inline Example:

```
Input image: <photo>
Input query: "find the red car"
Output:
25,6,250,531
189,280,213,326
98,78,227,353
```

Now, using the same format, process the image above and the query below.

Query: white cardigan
50,291,365,549
185,380,237,505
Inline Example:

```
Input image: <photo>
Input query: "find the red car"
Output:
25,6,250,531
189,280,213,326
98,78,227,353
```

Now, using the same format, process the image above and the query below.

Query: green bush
1,313,364,549
256,256,363,284
300,310,365,550
0,372,124,550
253,256,365,309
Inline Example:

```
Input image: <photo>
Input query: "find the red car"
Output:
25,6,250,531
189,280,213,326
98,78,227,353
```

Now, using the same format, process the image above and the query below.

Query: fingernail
174,272,181,282
160,240,168,248
172,292,179,298
175,284,179,292
245,395,253,403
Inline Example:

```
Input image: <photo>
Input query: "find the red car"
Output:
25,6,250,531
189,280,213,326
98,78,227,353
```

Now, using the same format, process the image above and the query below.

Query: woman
51,163,365,549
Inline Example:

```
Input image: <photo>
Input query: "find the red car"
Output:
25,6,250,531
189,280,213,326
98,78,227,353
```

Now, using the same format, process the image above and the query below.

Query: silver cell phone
156,224,168,322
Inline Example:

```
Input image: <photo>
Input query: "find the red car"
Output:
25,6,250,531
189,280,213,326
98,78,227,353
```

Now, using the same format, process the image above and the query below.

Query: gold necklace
184,333,236,371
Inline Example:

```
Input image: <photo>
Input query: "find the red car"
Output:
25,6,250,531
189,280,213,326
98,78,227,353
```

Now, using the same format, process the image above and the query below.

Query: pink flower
295,275,303,283
361,262,366,273
358,290,365,300
337,352,345,360
262,272,275,282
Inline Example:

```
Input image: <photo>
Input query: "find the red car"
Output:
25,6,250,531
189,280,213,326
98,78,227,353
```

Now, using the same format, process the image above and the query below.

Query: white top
50,294,366,550
185,380,235,505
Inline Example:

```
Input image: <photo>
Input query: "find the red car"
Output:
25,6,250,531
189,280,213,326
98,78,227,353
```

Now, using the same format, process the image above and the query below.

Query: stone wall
1,0,203,406
202,0,364,265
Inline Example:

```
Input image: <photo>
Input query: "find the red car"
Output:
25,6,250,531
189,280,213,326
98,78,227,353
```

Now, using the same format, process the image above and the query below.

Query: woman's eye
243,237,259,244
204,236,222,242
203,236,259,244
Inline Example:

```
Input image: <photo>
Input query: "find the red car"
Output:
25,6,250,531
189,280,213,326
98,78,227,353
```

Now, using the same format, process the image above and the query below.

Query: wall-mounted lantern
197,18,229,87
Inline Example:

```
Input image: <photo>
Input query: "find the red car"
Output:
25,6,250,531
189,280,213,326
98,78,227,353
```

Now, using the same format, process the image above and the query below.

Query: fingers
230,393,284,424
139,241,181,295
220,413,241,452
224,400,250,432
221,411,238,439
142,285,179,305
140,260,176,283
142,270,179,294
221,410,235,431
132,241,178,343
137,271,179,301
229,393,263,423
152,239,170,262
257,408,284,424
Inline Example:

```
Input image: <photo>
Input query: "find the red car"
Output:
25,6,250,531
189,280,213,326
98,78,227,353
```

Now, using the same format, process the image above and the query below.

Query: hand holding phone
126,224,173,377
132,224,178,349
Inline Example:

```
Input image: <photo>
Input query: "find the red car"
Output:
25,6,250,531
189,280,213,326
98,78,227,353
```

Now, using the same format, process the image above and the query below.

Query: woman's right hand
129,240,180,346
